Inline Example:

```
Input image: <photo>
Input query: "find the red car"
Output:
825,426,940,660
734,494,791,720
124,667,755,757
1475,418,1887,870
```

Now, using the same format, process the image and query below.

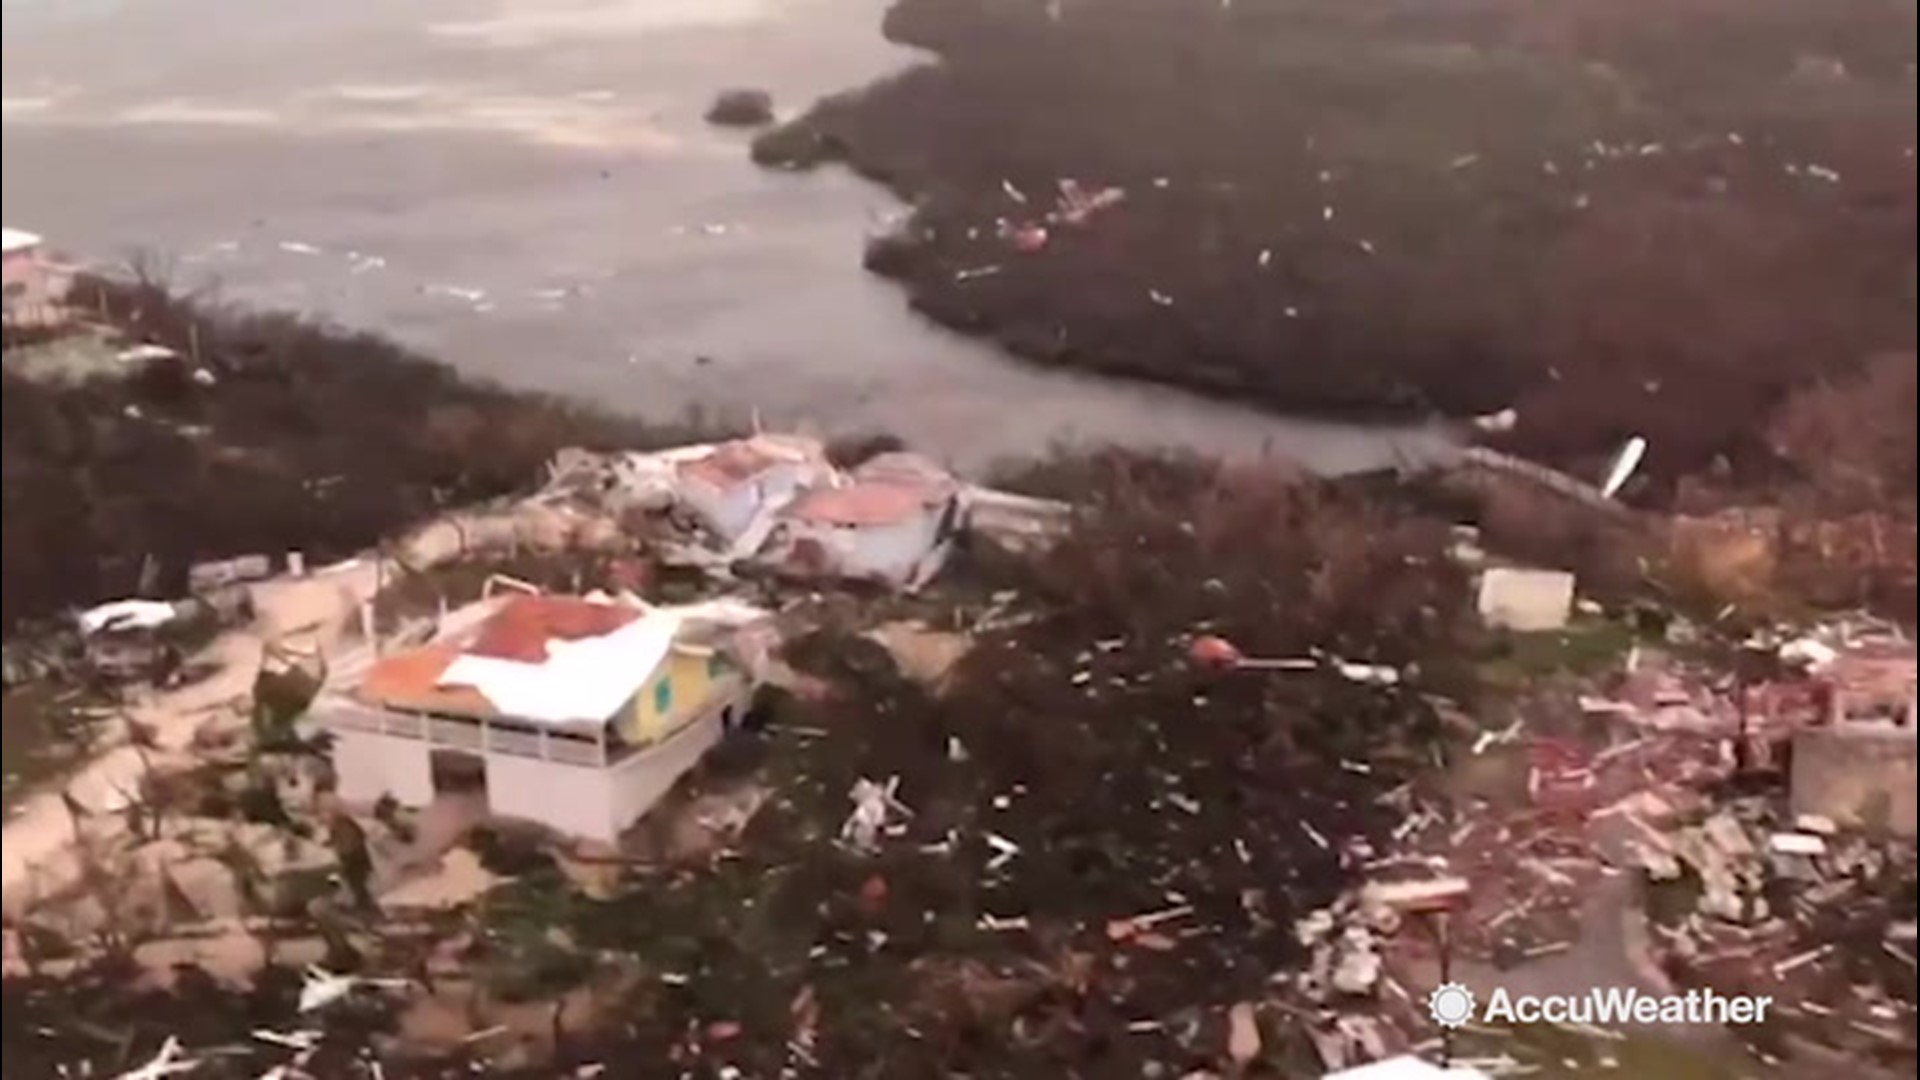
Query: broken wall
1791,724,1918,837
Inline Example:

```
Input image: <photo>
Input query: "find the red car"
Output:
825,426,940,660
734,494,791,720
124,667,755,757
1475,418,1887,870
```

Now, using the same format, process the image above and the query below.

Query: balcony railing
323,699,610,767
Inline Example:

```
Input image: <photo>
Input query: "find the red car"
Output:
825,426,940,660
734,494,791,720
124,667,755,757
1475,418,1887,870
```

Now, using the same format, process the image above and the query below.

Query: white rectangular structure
1476,566,1576,632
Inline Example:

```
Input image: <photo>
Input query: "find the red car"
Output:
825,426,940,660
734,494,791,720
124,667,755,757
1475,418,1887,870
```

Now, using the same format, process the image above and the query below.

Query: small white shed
1476,566,1576,632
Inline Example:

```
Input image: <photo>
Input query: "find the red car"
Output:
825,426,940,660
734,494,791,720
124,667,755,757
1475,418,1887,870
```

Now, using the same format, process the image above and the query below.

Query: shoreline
2,0,1458,477
756,0,1917,488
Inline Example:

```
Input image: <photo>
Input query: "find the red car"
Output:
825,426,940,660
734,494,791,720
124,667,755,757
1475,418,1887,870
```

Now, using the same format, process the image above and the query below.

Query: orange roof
354,595,645,717
467,594,643,662
355,642,497,718
786,482,940,526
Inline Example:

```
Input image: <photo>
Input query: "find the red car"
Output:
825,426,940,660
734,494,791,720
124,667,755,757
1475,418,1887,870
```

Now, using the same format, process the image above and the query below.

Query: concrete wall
332,694,741,844
606,710,726,837
487,754,617,842
488,708,728,843
1791,723,1918,837
332,729,435,807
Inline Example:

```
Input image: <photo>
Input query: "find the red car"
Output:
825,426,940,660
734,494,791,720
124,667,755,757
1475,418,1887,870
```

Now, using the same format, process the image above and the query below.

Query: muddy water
0,0,1453,473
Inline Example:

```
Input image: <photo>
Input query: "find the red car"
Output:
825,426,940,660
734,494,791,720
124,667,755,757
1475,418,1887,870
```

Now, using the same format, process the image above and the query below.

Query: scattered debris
1600,436,1647,500
1768,831,1827,857
1049,178,1126,226
112,1037,200,1080
297,965,411,1013
840,776,912,854
1471,408,1518,434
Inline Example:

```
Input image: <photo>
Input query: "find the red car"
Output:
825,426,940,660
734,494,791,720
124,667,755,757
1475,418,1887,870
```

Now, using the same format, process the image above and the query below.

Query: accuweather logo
1426,982,1774,1028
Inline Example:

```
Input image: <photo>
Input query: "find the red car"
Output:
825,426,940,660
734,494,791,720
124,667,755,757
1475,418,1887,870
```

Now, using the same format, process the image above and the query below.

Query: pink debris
1011,224,1050,253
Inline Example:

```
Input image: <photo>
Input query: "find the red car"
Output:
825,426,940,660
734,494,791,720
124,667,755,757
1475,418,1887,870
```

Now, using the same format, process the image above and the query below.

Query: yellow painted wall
619,650,733,745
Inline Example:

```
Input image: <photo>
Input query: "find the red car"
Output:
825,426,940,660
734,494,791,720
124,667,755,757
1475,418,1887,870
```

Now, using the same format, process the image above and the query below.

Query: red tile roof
785,482,940,526
354,595,644,716
356,642,496,718
465,594,643,662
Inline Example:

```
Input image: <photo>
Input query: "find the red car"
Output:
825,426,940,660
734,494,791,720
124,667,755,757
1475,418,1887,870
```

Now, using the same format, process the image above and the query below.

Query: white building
319,593,762,844
2,227,69,330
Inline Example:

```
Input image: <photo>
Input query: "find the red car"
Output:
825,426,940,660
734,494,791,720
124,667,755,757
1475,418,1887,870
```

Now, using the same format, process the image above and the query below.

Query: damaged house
540,435,1056,590
319,593,763,844
760,452,966,590
673,434,836,551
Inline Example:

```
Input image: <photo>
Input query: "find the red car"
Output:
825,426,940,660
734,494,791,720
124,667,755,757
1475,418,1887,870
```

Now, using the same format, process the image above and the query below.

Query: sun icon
1427,981,1477,1028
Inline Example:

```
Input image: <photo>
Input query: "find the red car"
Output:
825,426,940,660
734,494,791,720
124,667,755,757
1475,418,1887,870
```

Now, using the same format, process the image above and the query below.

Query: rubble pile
1255,620,1916,1074
1643,800,1917,1061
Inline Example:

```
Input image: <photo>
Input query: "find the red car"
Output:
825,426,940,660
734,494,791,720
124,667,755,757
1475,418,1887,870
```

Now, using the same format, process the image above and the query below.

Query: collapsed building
760,452,966,590
544,434,1063,589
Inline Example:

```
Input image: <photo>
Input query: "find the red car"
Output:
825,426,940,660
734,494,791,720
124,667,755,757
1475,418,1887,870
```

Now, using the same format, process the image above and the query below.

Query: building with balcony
318,593,762,844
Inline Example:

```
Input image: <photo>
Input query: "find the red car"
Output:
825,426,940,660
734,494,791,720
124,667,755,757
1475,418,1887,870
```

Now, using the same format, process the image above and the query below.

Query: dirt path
1,560,387,911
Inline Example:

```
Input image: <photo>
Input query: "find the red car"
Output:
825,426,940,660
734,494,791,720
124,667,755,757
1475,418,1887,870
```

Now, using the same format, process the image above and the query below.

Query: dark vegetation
0,274,712,634
705,87,777,127
2,458,1481,1078
758,0,1917,490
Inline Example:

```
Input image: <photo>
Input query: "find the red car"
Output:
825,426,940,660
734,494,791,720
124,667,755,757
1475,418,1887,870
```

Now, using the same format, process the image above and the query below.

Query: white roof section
77,599,180,636
432,596,771,726
2,228,45,254
437,610,680,726
1324,1057,1492,1080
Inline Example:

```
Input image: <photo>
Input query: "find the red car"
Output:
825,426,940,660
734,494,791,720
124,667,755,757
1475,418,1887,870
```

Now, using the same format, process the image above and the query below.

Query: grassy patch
1477,616,1639,690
